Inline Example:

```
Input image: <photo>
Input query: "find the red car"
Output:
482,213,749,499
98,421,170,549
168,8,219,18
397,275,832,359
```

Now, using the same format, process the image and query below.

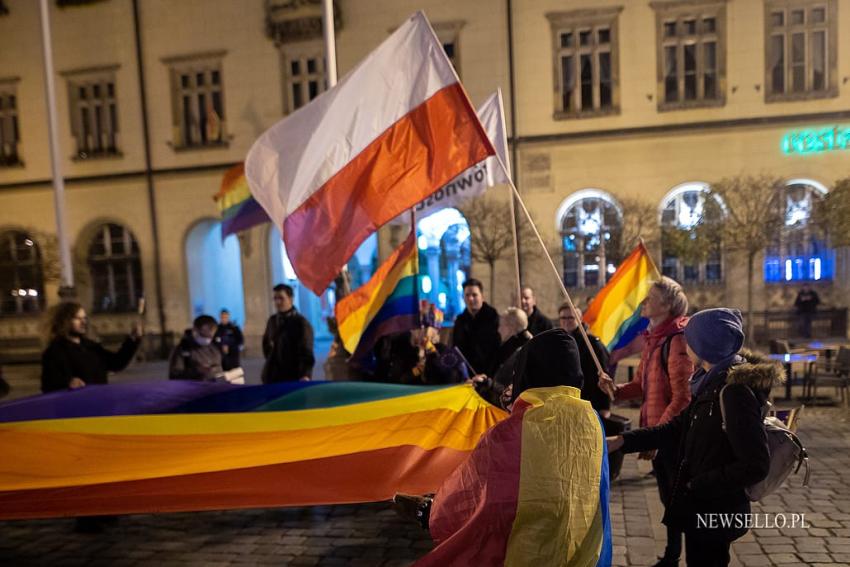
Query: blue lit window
764,180,833,283
416,208,471,323
660,183,724,284
557,189,623,289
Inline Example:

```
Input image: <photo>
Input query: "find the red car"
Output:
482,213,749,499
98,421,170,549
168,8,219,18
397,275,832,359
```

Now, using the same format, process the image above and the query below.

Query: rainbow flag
214,163,269,239
0,381,506,520
417,386,612,566
335,230,419,358
583,242,660,356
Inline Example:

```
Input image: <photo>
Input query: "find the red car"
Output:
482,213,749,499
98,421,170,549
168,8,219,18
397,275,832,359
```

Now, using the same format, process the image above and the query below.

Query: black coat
261,308,315,383
214,322,244,371
621,353,782,539
451,302,500,376
527,307,554,336
41,336,140,393
570,327,611,412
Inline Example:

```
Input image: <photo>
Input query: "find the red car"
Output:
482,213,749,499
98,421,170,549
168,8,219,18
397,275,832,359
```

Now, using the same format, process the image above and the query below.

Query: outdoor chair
805,346,850,408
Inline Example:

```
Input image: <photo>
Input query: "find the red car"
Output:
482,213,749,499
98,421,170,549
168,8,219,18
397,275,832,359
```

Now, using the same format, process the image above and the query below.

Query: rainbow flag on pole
214,163,269,239
583,242,660,357
335,230,419,358
0,381,506,520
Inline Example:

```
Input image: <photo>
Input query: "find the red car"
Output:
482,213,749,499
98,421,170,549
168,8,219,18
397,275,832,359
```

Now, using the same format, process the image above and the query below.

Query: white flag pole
39,0,73,291
496,89,522,308
322,0,338,87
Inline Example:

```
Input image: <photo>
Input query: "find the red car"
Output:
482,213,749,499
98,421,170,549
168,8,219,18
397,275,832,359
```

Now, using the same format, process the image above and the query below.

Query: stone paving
1,362,849,566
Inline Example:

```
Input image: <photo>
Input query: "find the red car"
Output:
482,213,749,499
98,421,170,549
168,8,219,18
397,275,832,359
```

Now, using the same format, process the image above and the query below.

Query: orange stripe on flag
282,83,493,295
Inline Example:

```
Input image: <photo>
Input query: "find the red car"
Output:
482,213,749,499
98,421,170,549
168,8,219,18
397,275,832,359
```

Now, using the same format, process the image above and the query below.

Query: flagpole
496,89,522,307
491,157,605,376
322,0,338,87
39,0,73,292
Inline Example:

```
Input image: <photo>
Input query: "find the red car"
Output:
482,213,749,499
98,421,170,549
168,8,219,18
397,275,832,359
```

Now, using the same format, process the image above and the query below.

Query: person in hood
41,301,142,393
168,314,224,381
607,308,782,567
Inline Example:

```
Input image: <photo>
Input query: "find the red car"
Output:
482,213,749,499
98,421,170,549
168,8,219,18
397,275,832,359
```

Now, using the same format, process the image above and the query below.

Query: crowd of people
32,275,789,565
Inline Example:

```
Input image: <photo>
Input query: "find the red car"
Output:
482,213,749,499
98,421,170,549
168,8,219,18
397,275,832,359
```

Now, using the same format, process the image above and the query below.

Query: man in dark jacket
520,286,554,336
558,303,610,416
41,301,142,393
262,284,315,383
215,309,244,371
169,315,224,381
794,284,820,338
607,309,781,567
451,278,500,376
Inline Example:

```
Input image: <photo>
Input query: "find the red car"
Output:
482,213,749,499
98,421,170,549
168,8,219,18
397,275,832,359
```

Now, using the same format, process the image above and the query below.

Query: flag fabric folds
334,230,419,358
214,163,270,239
582,242,661,360
0,381,506,520
416,386,612,567
245,11,495,295
390,89,511,224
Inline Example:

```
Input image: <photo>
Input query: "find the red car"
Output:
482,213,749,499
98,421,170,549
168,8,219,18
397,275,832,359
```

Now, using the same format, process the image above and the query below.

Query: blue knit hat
684,308,745,364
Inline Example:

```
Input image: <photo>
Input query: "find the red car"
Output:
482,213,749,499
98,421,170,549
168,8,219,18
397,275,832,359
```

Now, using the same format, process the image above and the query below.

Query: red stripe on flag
283,83,494,295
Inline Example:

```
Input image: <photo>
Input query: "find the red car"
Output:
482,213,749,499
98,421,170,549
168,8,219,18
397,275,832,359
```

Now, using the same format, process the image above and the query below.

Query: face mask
193,332,213,347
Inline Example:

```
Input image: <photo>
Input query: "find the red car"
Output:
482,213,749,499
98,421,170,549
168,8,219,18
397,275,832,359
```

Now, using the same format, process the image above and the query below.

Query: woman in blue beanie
606,308,784,566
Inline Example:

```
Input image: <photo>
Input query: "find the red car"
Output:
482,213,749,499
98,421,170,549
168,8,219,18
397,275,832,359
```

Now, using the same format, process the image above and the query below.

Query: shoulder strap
718,383,760,431
660,331,683,378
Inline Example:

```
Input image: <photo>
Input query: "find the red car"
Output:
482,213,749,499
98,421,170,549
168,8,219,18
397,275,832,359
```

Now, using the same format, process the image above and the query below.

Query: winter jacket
616,316,693,427
41,336,140,393
168,330,224,381
621,352,782,538
261,308,315,383
570,327,611,412
451,302,500,376
214,322,244,371
526,306,554,336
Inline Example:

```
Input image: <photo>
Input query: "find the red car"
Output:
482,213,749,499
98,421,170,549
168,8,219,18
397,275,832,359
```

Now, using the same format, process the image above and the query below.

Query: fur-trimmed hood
726,350,786,391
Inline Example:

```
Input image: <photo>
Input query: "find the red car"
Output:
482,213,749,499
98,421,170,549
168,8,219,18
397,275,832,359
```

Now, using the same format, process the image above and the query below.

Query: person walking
215,309,244,371
451,278,500,377
169,315,225,381
794,283,820,339
520,286,554,336
261,284,315,383
607,309,780,566
41,301,142,393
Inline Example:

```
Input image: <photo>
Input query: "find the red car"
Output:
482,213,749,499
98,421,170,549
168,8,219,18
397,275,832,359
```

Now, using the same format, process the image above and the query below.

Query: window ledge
0,159,25,169
169,139,231,153
72,151,123,162
765,88,839,104
553,107,621,121
658,98,726,112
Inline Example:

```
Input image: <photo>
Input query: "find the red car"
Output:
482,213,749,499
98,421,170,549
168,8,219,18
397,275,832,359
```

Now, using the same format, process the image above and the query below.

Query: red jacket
616,316,693,427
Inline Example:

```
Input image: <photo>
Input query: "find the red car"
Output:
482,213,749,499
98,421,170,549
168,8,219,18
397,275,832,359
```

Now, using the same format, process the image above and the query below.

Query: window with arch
558,190,623,288
417,208,471,323
764,180,832,282
88,223,143,312
0,231,44,315
660,183,724,284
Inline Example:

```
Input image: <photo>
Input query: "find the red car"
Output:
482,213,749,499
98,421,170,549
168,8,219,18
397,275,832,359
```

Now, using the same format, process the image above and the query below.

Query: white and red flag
246,11,495,295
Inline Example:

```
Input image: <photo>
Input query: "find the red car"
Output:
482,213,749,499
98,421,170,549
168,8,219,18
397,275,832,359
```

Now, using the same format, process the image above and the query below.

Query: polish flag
246,12,496,295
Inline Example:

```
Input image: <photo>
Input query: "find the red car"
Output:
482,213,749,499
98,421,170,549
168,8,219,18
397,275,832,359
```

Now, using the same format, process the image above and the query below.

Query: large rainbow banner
0,381,506,520
583,242,660,358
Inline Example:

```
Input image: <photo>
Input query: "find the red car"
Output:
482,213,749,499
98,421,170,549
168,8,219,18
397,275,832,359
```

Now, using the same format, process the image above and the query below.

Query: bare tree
815,177,850,248
460,196,536,300
660,194,724,274
612,197,660,262
708,175,785,342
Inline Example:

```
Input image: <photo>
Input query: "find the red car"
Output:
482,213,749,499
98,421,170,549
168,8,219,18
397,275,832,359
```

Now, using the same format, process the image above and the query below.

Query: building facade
0,0,847,360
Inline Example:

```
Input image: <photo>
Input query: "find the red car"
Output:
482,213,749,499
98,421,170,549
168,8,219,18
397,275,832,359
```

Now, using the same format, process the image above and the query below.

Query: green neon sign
782,126,850,155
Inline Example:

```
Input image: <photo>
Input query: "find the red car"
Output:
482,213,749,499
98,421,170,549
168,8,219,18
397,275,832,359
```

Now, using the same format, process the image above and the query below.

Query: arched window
660,183,724,284
417,208,471,322
557,190,623,288
186,220,245,325
88,223,143,312
0,231,45,315
764,180,832,282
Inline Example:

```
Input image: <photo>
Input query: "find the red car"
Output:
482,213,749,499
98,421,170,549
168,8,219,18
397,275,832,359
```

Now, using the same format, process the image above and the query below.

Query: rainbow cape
417,386,612,566
583,242,660,358
214,163,269,238
335,230,419,358
0,381,506,520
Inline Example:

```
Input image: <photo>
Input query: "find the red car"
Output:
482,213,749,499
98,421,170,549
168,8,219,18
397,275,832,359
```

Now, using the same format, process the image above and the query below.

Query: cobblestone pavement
2,362,849,566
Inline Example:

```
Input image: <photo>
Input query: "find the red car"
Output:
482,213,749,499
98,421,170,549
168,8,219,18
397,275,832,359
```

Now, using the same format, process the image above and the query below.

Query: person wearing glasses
41,301,142,393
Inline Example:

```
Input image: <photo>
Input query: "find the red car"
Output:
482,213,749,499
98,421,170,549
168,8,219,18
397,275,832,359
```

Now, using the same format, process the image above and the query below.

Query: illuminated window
660,183,724,284
88,224,143,313
764,180,833,282
547,7,622,119
558,190,623,289
653,2,726,110
0,231,44,316
765,0,837,102
417,208,470,322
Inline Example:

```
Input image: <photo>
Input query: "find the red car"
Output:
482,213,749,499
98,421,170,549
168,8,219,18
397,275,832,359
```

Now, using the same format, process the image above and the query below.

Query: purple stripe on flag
351,313,420,360
221,198,270,239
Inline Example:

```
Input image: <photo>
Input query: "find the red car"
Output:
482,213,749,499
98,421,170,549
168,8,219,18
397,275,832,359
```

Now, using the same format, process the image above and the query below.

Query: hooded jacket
621,352,784,538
